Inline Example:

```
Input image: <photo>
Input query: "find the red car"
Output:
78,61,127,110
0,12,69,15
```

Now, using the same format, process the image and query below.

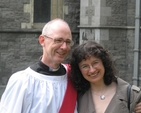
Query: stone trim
78,26,136,29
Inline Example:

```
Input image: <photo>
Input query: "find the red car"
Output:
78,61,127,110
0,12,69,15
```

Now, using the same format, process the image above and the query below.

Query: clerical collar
49,66,60,71
38,56,60,72
30,60,66,76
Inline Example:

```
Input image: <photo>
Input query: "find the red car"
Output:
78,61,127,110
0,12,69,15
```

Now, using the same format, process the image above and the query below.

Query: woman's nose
89,65,96,72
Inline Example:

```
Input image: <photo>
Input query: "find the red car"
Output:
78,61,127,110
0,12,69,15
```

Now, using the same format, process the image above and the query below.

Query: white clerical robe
0,67,78,113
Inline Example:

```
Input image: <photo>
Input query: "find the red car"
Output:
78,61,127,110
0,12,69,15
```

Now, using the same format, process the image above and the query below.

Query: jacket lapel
78,89,95,113
105,78,129,113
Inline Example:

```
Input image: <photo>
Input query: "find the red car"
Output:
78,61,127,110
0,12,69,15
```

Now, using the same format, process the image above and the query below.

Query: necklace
100,95,105,100
91,87,108,100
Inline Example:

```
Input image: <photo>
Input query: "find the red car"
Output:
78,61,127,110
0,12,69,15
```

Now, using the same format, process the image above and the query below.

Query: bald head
42,18,71,37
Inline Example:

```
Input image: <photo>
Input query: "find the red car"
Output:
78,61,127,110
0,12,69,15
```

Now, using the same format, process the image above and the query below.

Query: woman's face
78,55,105,84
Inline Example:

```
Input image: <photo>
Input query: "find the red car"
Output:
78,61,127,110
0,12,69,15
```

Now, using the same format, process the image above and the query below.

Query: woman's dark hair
70,41,117,96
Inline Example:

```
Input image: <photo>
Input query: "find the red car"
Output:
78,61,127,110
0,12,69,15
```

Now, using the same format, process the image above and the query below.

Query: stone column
78,0,111,44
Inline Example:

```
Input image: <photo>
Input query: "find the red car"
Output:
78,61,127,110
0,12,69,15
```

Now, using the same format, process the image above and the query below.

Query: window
22,0,64,29
34,0,51,23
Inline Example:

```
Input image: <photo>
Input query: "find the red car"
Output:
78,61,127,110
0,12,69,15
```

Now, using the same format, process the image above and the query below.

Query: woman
70,41,141,113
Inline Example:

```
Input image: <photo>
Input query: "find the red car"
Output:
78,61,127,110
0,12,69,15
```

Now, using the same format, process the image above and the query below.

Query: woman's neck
90,83,108,94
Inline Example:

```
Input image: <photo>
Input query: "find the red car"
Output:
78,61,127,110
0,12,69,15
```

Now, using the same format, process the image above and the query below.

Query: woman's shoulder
116,77,141,96
131,85,141,92
131,85,141,100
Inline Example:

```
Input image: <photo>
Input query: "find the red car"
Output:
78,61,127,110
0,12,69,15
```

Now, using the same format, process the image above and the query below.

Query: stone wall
0,0,30,30
105,0,137,83
0,31,41,97
100,29,134,83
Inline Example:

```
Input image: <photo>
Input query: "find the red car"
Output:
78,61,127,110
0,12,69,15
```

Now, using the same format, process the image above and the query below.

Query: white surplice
0,67,78,113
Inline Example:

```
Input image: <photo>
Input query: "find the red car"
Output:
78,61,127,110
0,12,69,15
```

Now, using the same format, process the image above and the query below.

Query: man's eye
55,39,63,43
66,41,71,44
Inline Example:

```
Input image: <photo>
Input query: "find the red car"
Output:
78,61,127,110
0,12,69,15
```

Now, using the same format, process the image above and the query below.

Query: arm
135,102,141,113
0,72,27,113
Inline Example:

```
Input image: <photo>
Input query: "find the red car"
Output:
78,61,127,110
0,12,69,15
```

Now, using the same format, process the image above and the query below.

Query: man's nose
60,41,67,48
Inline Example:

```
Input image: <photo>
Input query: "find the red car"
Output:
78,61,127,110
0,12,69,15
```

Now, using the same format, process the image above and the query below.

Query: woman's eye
82,65,88,69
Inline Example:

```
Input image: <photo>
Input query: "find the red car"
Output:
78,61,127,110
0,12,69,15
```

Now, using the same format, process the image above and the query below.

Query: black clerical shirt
30,60,66,76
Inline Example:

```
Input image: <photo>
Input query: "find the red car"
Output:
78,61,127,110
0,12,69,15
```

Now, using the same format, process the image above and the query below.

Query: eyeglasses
79,61,99,71
43,35,74,46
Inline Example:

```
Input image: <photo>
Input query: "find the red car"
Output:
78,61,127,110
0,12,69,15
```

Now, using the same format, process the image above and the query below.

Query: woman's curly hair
70,41,117,96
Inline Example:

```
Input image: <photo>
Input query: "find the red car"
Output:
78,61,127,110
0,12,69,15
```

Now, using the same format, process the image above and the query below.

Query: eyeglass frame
79,60,101,71
43,35,74,46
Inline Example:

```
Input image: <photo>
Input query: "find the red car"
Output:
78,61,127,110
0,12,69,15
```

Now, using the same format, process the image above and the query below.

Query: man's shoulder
9,67,30,81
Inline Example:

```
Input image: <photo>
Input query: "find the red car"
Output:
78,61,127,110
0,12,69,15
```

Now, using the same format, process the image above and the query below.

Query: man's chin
55,58,65,64
55,54,67,63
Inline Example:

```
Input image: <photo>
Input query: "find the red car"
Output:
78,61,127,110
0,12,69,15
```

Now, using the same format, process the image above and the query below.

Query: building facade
0,0,141,97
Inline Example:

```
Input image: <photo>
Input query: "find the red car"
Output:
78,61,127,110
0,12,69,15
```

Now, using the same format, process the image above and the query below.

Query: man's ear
38,35,45,46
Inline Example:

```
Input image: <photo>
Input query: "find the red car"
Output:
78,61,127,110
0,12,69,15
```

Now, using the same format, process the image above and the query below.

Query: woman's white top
0,67,78,113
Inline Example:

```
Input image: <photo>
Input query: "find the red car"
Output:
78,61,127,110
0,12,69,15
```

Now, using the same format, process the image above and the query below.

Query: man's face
39,21,72,67
44,35,71,64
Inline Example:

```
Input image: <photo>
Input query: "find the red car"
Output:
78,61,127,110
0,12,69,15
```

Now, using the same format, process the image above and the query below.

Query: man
0,18,77,113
